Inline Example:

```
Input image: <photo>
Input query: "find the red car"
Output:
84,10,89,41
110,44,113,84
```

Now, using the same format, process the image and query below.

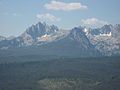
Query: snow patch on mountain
0,22,120,57
99,32,112,37
85,24,120,56
37,30,70,43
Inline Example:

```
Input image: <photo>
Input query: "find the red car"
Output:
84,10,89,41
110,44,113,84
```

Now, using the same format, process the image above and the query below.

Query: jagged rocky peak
25,22,59,39
101,24,113,29
99,24,113,34
96,24,120,35
70,27,85,37
113,24,120,32
99,24,120,32
111,24,120,38
86,24,120,56
86,24,113,36
70,27,91,40
114,24,120,27
16,22,60,46
0,22,120,57
69,27,93,49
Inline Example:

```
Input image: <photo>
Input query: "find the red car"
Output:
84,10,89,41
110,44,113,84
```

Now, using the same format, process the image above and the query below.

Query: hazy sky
0,0,120,37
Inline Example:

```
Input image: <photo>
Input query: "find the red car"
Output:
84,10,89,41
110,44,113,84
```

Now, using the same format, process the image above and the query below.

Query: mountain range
0,22,120,57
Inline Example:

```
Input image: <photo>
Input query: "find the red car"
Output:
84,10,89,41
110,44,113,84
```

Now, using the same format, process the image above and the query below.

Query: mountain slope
34,27,100,57
83,24,120,56
0,22,120,57
0,22,60,48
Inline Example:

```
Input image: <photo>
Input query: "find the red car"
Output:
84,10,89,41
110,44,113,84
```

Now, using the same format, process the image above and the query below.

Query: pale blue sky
0,0,120,37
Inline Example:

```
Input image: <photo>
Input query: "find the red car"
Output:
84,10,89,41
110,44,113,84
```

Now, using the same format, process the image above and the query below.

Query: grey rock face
0,22,120,57
83,24,120,56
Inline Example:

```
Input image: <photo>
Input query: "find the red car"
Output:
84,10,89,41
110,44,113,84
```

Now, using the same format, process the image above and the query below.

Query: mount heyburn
0,22,120,57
